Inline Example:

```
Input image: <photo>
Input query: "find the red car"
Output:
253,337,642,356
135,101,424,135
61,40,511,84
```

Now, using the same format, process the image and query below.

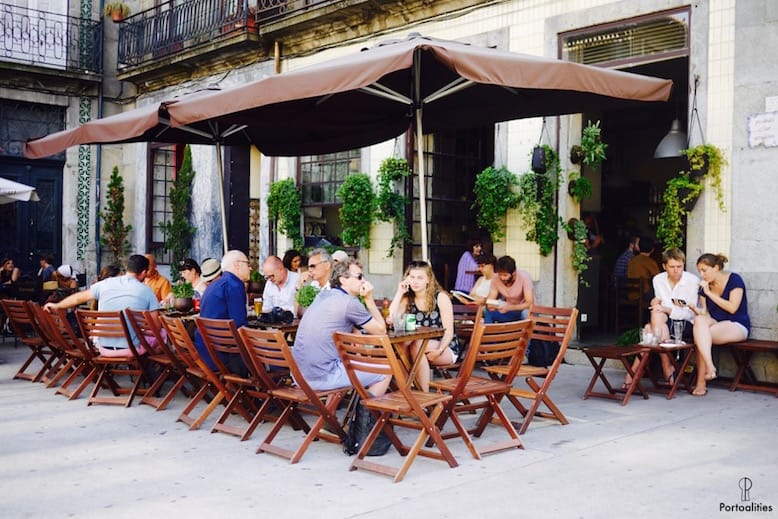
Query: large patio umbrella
0,177,40,204
168,33,673,260
23,90,253,254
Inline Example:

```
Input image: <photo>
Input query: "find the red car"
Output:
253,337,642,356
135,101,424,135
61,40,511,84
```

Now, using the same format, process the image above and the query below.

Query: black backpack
342,395,392,457
527,338,561,367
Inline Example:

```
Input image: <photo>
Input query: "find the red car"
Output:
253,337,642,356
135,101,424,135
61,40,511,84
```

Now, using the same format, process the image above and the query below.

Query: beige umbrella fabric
0,177,40,204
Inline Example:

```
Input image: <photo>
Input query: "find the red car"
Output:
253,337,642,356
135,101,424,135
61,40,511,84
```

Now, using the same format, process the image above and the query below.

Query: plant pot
568,179,577,198
566,218,578,240
570,145,585,165
531,146,547,174
173,297,193,312
686,154,709,180
677,188,700,212
109,9,125,22
248,281,265,294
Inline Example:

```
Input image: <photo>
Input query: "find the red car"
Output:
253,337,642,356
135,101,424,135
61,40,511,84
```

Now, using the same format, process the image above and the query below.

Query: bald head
222,250,251,281
262,255,288,287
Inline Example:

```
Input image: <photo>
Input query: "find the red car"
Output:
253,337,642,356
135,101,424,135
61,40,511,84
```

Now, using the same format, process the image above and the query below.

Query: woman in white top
469,253,496,302
624,248,699,387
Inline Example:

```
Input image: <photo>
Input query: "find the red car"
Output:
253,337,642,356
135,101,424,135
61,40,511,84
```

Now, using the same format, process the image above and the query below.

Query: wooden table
247,318,300,343
387,326,444,389
642,342,696,399
583,345,650,405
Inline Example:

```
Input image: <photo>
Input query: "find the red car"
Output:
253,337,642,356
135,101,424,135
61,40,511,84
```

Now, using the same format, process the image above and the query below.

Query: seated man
261,255,300,312
626,236,660,302
300,248,333,289
44,254,158,357
484,255,534,323
292,259,391,396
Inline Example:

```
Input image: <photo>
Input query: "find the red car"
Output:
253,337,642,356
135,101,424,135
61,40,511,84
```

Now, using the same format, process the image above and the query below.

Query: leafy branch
267,178,303,249
375,157,411,256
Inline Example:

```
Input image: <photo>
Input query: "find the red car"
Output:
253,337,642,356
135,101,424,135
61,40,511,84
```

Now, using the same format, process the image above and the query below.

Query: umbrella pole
415,108,429,263
216,143,229,256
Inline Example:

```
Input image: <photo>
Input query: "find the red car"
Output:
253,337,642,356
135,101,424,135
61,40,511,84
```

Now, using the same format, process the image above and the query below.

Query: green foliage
99,166,132,264
159,145,196,280
656,173,704,250
375,157,411,256
171,280,194,299
337,173,376,248
568,171,593,203
473,166,521,240
617,327,641,346
514,145,562,256
267,178,303,249
561,218,591,286
682,144,726,210
581,120,608,166
250,270,264,283
295,284,320,307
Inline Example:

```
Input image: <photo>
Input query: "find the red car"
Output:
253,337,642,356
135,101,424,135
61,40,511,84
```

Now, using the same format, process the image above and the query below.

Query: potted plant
580,120,608,167
375,157,411,257
656,173,704,250
248,269,265,294
99,165,132,265
569,145,585,165
171,281,195,312
159,145,196,281
103,2,130,22
562,217,591,286
473,166,521,241
513,146,562,256
337,173,376,248
267,178,303,249
295,284,320,309
567,171,593,203
681,144,726,210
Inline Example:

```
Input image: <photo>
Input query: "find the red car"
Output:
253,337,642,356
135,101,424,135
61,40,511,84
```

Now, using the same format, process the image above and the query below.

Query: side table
583,345,650,405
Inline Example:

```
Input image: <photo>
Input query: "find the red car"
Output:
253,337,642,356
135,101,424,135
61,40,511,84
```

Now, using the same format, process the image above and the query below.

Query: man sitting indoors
44,254,158,357
292,259,391,396
627,236,660,302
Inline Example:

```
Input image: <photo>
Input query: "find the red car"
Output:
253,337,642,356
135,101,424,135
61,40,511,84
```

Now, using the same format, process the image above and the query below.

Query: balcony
0,3,102,92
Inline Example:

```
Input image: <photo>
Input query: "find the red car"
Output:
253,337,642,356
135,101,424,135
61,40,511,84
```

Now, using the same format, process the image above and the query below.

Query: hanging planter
569,145,585,165
531,146,547,174
682,144,725,209
567,171,593,203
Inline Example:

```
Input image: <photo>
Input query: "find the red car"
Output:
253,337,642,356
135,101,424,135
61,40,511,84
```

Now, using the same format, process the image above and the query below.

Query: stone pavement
1,342,776,519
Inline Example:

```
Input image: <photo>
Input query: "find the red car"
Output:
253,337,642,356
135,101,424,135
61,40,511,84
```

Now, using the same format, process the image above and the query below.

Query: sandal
692,388,708,397
664,370,677,386
620,382,631,391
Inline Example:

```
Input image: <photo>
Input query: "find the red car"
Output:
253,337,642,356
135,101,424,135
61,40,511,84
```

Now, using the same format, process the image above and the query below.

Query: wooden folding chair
75,309,150,407
238,326,348,463
195,317,262,439
430,318,534,459
125,309,188,411
42,307,101,400
432,304,482,380
484,304,578,434
160,315,235,430
1,299,59,382
333,331,457,483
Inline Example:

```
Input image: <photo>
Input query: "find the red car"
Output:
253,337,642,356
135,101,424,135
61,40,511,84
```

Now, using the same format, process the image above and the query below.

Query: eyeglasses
236,260,250,266
349,273,364,280
264,273,276,281
409,260,428,268
308,262,319,269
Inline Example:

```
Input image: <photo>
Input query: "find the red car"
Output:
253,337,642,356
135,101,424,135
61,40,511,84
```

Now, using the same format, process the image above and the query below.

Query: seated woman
690,253,750,396
454,239,482,293
469,253,496,304
388,260,459,392
623,248,699,388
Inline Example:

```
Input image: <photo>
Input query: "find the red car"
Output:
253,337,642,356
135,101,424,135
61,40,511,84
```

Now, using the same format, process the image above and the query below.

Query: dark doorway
0,158,63,275
578,56,689,340
409,126,494,288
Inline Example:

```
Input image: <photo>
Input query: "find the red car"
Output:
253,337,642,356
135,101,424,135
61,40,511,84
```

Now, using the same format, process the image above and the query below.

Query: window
146,143,182,264
298,150,361,245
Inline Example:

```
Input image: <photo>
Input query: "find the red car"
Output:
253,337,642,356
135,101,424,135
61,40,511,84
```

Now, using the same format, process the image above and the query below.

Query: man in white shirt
261,255,300,312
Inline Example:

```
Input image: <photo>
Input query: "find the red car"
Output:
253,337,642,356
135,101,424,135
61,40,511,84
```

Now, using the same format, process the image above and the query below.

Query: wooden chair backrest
1,299,46,346
333,331,402,401
75,309,141,358
160,315,212,376
235,326,289,391
526,304,578,372
194,317,247,376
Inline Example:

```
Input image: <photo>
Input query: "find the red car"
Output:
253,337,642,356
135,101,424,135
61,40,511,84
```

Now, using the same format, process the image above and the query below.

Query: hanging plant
159,145,197,280
514,145,562,256
375,157,411,256
682,144,726,210
337,173,376,248
567,171,593,203
267,178,303,249
562,217,591,286
99,165,132,265
656,173,704,250
580,120,608,167
472,166,521,241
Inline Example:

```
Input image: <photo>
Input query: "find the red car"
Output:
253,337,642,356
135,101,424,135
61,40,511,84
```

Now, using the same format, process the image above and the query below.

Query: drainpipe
268,40,282,255
95,0,107,275
552,116,560,308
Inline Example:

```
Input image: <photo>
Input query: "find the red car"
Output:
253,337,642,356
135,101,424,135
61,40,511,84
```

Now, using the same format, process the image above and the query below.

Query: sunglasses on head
409,260,428,268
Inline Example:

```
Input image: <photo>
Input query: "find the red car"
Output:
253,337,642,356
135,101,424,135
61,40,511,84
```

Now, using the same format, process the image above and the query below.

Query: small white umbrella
0,177,40,204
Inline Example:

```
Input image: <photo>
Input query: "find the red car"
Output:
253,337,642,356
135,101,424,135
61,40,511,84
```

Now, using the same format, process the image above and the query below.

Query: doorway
0,158,63,275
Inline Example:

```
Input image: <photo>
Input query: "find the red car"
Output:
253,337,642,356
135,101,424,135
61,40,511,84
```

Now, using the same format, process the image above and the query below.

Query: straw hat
200,258,222,282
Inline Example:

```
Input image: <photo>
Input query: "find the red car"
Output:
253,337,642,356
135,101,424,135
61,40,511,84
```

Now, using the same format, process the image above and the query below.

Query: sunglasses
351,273,364,280
409,260,428,268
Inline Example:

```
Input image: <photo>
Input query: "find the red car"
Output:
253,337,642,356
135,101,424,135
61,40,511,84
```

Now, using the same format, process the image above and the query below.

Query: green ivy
337,173,376,248
515,145,562,256
375,157,411,256
656,173,703,250
561,217,591,286
682,144,726,210
267,178,303,249
568,171,593,203
581,120,608,166
99,165,132,265
473,166,521,240
159,145,196,280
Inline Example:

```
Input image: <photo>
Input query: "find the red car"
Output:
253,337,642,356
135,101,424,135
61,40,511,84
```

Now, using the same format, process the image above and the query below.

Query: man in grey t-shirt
292,259,390,396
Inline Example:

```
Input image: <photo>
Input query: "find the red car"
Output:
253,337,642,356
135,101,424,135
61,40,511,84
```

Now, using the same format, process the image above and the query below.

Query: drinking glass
654,326,664,345
254,297,263,315
393,313,406,332
672,320,684,344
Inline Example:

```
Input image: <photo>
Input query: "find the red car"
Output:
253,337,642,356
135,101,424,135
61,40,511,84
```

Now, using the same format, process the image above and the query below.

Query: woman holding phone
689,253,750,396
388,260,459,392
623,248,698,389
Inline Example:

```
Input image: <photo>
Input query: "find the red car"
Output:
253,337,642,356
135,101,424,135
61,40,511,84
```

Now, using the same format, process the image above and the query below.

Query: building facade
3,0,776,339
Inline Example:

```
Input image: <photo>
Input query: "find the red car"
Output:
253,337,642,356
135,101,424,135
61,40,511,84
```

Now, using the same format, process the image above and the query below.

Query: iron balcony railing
118,0,333,67
0,3,102,74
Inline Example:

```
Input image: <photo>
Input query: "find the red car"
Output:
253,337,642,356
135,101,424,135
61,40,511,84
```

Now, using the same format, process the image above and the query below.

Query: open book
451,290,505,307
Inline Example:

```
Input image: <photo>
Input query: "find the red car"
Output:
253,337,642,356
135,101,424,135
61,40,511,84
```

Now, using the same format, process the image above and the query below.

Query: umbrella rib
423,78,474,104
220,124,249,140
359,84,412,105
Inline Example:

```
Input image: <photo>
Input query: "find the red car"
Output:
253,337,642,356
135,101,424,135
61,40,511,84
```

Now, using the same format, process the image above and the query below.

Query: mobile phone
672,298,686,306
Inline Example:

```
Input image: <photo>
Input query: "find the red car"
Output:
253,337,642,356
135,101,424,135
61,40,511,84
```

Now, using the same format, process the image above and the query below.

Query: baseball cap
178,258,201,274
332,250,349,263
200,258,222,282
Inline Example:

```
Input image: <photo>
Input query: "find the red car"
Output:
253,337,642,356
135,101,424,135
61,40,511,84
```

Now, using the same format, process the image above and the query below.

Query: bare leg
409,340,430,392
368,374,392,396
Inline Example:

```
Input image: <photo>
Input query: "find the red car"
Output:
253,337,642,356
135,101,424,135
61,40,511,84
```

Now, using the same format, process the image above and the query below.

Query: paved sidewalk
1,343,776,519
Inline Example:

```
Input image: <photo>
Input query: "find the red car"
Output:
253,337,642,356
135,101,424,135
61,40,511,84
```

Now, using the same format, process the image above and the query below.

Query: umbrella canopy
0,178,40,204
168,33,672,260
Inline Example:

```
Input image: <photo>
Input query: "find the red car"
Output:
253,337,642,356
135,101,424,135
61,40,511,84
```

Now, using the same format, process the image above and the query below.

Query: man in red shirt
485,255,535,323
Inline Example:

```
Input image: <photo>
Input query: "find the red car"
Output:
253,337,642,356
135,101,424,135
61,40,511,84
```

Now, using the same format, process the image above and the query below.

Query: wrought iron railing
118,0,256,67
0,3,102,74
256,0,330,23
